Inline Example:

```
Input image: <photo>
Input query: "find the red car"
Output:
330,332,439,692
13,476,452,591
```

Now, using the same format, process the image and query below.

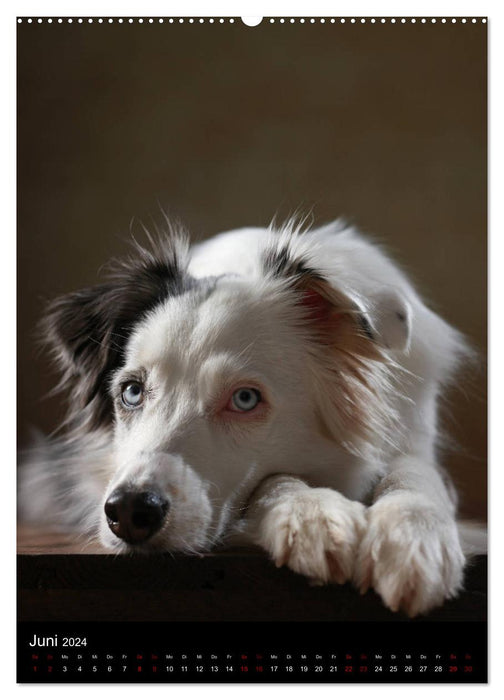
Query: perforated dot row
16,17,488,25
269,17,486,24
17,18,237,24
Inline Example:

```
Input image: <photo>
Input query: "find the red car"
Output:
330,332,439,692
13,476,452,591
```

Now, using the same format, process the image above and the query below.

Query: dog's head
43,226,410,553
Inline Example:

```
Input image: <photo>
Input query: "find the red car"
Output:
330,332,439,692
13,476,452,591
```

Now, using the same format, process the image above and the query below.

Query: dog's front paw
257,488,367,584
355,496,465,617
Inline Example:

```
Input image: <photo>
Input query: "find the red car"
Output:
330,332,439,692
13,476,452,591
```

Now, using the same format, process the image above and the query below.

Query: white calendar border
3,0,501,697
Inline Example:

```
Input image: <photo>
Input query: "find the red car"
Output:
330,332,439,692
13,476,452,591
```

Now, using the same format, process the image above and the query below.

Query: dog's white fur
19,219,485,617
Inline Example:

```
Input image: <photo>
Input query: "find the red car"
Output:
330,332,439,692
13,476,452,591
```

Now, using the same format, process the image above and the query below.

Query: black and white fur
18,218,485,617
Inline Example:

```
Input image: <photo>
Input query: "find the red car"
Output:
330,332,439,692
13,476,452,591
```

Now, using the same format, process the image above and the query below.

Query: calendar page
17,13,487,683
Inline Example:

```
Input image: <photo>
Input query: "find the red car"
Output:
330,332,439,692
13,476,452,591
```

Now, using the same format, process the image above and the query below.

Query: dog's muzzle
104,488,169,545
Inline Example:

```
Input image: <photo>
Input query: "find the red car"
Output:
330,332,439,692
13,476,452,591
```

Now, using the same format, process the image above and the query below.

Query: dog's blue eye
121,382,144,408
231,388,261,412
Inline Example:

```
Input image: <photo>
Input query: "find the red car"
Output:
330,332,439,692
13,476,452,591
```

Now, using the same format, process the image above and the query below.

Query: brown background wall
17,19,487,519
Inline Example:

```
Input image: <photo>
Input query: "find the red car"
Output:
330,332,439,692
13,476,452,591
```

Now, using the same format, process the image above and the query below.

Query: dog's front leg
245,475,367,585
354,455,466,617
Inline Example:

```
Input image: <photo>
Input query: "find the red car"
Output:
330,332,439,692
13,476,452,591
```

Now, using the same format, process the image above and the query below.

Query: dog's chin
98,519,212,555
99,531,201,555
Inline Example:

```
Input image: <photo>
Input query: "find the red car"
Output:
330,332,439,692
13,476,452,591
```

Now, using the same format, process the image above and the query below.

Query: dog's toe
260,488,366,585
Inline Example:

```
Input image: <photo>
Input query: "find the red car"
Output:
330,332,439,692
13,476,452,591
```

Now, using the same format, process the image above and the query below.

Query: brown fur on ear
263,240,378,351
295,276,399,455
263,241,400,457
296,277,382,357
41,234,192,432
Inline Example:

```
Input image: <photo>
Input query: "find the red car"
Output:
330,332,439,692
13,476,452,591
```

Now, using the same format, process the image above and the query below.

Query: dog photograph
16,13,487,683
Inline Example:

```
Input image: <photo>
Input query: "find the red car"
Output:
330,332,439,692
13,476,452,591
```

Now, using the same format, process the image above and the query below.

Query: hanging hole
241,17,263,27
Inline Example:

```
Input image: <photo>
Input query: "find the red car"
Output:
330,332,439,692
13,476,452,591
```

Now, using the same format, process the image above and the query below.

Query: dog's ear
42,235,190,429
263,244,412,353
262,242,410,454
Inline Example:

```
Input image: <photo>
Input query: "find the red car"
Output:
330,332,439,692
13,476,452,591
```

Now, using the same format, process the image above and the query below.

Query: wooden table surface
17,524,108,554
17,524,487,623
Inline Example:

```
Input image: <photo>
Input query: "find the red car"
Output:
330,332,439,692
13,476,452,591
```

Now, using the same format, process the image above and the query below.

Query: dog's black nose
104,489,169,544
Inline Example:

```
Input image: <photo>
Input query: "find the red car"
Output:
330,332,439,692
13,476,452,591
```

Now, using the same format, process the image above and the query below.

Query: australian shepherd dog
18,218,486,616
